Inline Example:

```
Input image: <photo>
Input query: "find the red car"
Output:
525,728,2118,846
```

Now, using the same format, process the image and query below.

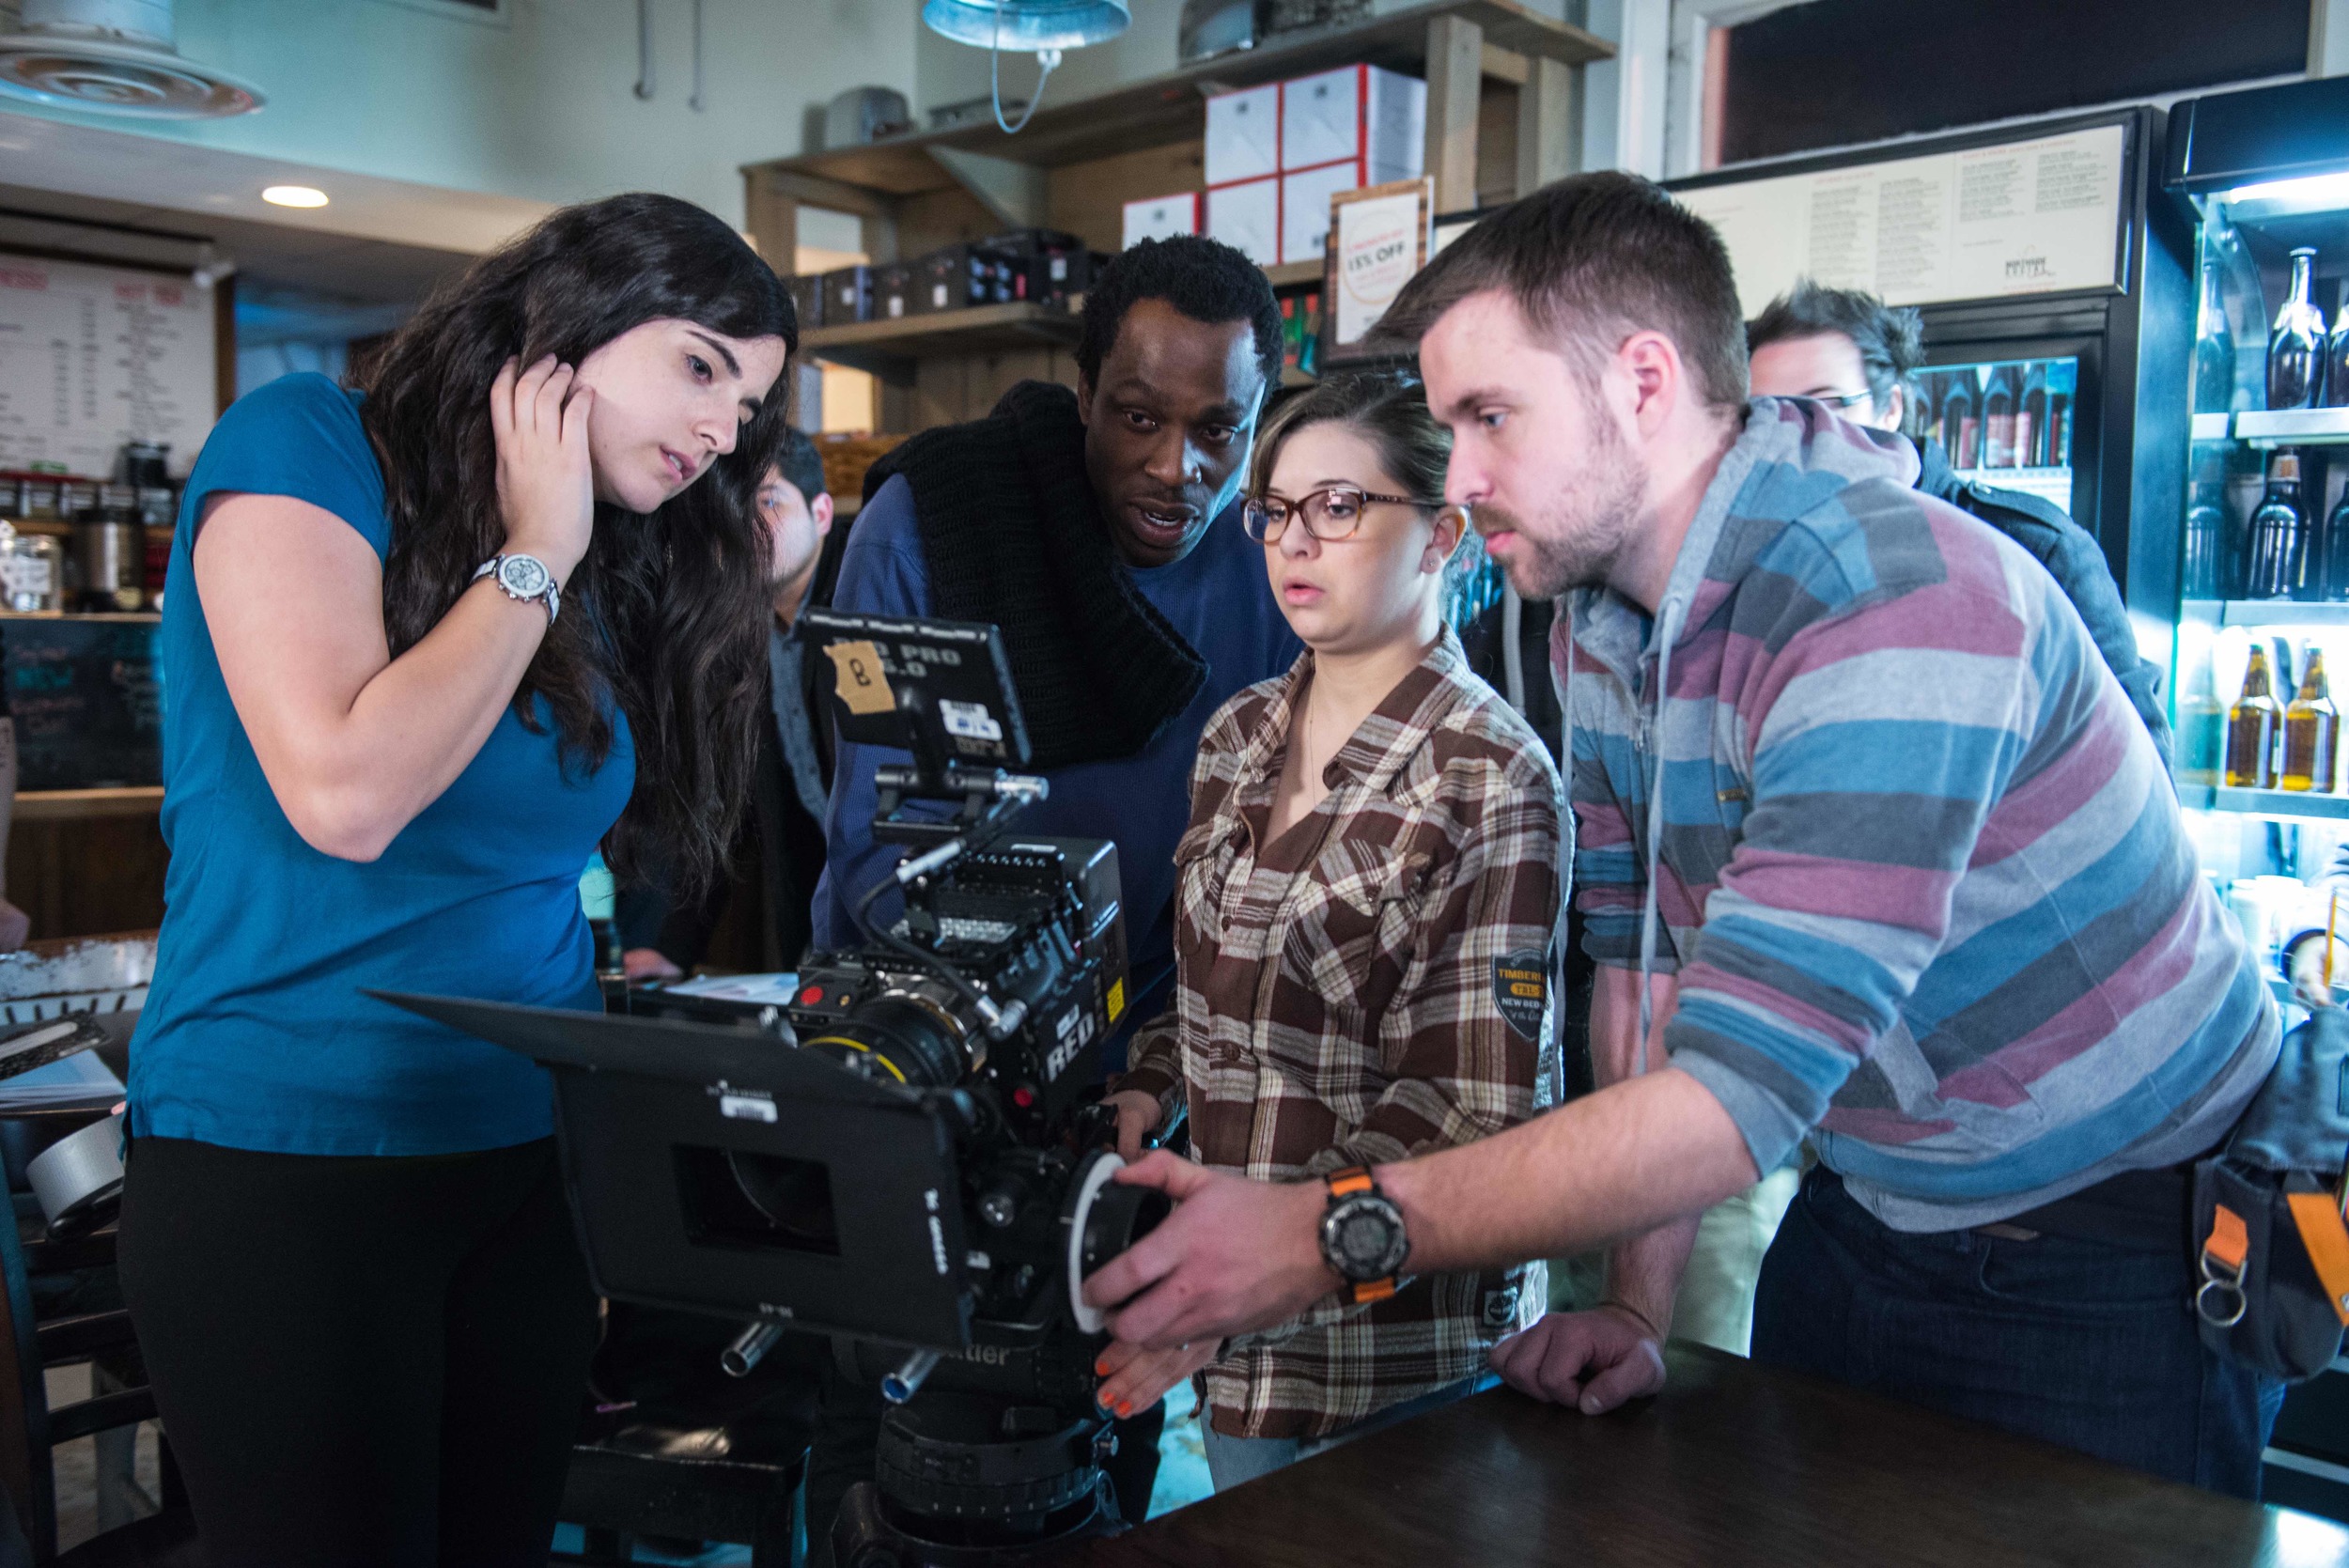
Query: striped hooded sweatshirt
1563,396,2277,1231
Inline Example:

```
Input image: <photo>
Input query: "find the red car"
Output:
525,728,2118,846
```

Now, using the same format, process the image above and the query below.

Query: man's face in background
1748,331,1904,431
759,468,832,588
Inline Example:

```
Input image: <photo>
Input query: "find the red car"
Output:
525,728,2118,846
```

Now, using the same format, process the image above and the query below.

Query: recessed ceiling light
261,185,328,209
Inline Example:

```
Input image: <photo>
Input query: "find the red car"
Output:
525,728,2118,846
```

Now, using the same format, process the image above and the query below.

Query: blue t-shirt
131,373,636,1156
810,474,1302,1067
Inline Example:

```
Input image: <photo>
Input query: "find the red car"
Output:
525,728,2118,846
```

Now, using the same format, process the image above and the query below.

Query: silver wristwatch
473,553,560,625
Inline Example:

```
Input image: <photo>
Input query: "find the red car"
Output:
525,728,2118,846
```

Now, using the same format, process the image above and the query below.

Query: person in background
1084,172,2284,1499
617,427,836,977
802,234,1301,1557
117,194,794,1562
1096,370,1559,1491
1746,279,2171,761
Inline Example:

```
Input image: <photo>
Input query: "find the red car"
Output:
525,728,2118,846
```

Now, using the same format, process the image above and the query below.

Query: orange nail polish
1094,1358,1109,1375
1114,1400,1132,1419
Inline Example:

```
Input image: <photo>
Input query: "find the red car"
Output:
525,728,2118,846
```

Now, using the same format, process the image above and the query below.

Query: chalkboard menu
5,617,163,790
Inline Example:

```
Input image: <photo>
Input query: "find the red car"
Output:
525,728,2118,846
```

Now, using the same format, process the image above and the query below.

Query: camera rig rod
881,1348,942,1405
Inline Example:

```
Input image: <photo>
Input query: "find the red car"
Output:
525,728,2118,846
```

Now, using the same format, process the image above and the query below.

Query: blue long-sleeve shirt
810,474,1302,1069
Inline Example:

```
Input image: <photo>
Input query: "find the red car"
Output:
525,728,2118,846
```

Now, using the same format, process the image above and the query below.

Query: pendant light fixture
921,0,1130,133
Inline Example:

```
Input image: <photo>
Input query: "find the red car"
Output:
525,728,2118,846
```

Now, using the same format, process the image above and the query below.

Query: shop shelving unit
742,0,1611,435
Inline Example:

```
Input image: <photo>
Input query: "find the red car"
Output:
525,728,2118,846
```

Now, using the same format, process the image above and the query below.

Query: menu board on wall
1675,124,2128,318
0,254,217,480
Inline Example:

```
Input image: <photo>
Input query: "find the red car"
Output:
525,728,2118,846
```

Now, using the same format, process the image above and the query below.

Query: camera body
380,612,1169,1564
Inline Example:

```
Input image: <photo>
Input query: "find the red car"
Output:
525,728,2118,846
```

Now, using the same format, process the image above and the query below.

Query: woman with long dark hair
117,193,794,1562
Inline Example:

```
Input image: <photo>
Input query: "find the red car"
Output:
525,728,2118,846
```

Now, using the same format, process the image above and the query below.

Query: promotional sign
1326,177,1433,359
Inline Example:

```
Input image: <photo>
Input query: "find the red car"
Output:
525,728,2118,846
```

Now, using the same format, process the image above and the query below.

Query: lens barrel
801,990,972,1087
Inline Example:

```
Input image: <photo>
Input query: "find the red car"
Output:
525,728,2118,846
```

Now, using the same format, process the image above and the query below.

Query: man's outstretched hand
1080,1152,1338,1348
1488,1306,1667,1415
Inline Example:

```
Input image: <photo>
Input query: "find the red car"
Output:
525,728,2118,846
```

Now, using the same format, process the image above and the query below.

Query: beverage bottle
2245,451,2310,599
2227,644,2283,788
2269,247,2327,410
2331,288,2349,410
2017,362,2048,466
1940,374,1979,470
2328,488,2349,601
2184,482,2227,598
1983,365,2018,468
2285,647,2341,792
2178,675,2226,786
2046,359,2075,467
2195,257,2237,414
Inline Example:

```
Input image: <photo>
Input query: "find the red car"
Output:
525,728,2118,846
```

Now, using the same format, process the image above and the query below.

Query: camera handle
851,833,1035,1045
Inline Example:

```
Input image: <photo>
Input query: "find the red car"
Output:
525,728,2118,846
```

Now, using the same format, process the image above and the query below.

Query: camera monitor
802,607,1031,778
370,991,978,1350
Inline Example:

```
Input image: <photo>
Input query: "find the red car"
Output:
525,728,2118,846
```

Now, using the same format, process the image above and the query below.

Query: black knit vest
861,380,1207,771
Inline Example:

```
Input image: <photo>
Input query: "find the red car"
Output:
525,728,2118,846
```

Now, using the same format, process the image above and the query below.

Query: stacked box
1199,64,1427,266
819,266,872,327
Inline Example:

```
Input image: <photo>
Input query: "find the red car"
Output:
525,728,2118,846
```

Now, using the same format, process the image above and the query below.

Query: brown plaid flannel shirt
1113,629,1561,1440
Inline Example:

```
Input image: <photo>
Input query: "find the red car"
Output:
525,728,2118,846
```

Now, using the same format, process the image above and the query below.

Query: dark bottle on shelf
1983,364,2018,468
2332,281,2349,409
2196,257,2238,414
2244,451,2311,599
2328,487,2349,601
2285,647,2341,792
2269,247,2327,411
2017,362,2048,467
1906,370,1939,443
2227,643,2283,789
1940,373,1979,470
2184,481,2228,599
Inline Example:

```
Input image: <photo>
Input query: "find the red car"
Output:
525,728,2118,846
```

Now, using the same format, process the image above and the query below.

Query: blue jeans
1752,1169,2284,1498
1201,1374,1499,1492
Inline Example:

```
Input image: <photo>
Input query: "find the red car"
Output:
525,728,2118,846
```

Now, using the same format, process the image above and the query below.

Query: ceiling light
261,185,327,209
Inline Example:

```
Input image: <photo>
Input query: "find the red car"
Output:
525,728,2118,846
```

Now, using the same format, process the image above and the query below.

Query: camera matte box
372,992,978,1350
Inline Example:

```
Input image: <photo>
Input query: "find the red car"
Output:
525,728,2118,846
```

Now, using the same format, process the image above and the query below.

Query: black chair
0,1101,195,1566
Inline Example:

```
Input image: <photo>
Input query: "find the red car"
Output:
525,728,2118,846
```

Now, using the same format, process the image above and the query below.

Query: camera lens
800,991,971,1087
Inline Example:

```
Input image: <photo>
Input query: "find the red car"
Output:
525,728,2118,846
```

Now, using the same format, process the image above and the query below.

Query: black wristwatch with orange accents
1318,1166,1409,1304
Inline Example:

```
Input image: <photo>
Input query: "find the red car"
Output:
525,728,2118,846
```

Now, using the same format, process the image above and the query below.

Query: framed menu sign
1674,122,2128,318
0,254,218,479
1323,177,1434,364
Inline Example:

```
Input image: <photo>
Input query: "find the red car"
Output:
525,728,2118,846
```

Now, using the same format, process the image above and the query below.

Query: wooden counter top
1052,1343,2349,1567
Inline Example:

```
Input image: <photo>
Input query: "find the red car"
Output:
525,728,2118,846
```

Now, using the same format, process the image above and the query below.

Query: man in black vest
1746,279,2171,762
801,235,1300,1557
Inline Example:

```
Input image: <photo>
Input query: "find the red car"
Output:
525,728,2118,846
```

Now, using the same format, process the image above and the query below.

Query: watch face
498,554,551,598
1326,1196,1408,1281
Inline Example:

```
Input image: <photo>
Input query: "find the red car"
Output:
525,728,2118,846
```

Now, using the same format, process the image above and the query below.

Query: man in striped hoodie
1085,171,2285,1495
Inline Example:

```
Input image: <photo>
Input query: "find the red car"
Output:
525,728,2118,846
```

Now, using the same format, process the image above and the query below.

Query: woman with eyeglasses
1091,371,1562,1490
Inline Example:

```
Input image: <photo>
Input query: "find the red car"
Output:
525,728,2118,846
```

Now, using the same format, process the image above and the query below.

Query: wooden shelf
0,612,159,625
802,301,1082,371
1263,261,1326,288
750,0,1610,188
14,787,162,822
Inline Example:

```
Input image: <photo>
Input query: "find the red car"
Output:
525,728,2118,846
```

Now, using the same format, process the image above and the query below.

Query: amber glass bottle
2285,647,2340,793
2227,644,2283,789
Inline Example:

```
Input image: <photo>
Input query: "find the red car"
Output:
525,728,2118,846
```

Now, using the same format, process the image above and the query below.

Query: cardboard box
1281,65,1425,183
1204,82,1281,186
1123,193,1201,248
1206,178,1281,267
1281,158,1369,265
819,265,871,328
988,229,1101,307
871,262,917,321
913,246,998,314
786,273,823,334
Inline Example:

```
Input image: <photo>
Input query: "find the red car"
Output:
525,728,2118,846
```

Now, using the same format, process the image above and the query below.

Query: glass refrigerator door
2170,173,2349,1016
1903,354,2084,515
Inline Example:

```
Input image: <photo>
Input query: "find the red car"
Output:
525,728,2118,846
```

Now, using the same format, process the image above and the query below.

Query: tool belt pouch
2193,1004,2349,1381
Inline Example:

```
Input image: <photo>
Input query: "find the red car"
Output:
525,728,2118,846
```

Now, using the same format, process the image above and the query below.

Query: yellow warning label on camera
1106,978,1127,1023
